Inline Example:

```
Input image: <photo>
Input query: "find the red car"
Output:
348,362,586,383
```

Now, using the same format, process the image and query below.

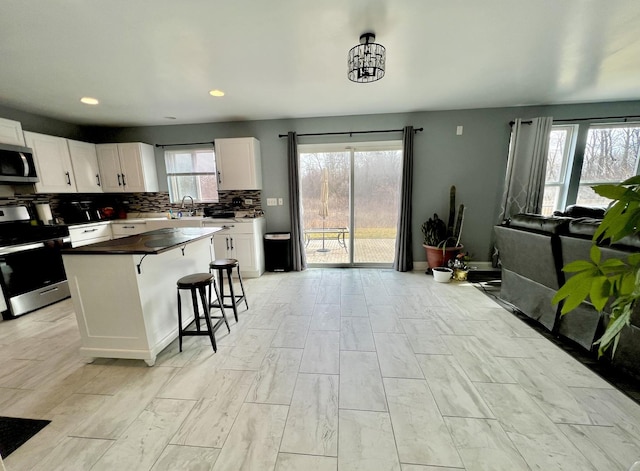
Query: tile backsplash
0,188,262,221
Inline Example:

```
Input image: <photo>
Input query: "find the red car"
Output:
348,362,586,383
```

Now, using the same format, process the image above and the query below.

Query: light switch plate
244,199,253,205
278,198,283,205
266,198,277,206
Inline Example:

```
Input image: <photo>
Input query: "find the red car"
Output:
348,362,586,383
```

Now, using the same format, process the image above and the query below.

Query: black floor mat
0,416,50,458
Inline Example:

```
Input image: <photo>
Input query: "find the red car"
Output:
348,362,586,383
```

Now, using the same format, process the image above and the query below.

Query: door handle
96,174,101,186
65,171,71,185
39,286,60,295
117,174,122,186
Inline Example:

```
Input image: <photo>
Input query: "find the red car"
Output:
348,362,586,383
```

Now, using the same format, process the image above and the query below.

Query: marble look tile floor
2,269,640,470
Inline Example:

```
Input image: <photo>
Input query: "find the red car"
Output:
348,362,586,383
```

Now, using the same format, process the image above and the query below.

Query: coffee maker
61,201,103,223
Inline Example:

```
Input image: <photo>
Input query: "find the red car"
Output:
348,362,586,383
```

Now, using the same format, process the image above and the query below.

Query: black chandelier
347,32,386,83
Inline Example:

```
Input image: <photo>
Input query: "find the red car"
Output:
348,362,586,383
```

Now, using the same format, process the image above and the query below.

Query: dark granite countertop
62,227,222,255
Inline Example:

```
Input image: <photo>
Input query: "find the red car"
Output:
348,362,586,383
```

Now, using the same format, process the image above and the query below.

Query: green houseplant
422,185,465,269
552,176,640,357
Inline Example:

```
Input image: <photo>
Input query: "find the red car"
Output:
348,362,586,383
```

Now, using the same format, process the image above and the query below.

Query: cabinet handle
65,171,71,185
96,174,101,186
226,237,229,251
122,174,127,186
123,225,136,229
230,237,234,250
83,228,98,233
217,171,222,185
117,174,122,186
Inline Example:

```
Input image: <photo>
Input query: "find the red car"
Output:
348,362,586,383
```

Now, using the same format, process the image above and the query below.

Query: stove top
0,223,69,247
0,205,69,247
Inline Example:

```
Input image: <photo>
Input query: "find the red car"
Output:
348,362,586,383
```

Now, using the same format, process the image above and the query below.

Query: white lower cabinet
205,218,265,278
68,222,112,247
111,221,148,239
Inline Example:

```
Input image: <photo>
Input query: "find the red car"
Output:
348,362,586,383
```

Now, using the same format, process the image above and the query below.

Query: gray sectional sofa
494,209,640,379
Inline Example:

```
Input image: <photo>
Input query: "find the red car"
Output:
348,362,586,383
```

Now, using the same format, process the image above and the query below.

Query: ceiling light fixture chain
348,32,386,83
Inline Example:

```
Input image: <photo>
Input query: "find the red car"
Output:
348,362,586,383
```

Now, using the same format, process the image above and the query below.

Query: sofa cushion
554,205,606,219
507,213,571,235
567,217,640,249
567,217,600,238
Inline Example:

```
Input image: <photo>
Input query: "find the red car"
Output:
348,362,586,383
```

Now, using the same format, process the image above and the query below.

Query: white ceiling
1,0,640,127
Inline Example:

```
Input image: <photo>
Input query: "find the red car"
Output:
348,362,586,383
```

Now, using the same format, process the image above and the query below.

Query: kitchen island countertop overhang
62,227,221,255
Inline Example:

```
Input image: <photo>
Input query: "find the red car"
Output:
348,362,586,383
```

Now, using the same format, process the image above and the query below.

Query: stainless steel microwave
0,142,39,184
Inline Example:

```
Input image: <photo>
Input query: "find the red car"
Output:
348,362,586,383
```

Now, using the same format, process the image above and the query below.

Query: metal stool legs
177,273,230,353
208,277,231,333
209,259,248,323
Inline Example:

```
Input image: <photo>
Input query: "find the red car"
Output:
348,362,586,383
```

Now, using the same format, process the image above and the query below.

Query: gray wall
0,104,86,141
5,100,640,262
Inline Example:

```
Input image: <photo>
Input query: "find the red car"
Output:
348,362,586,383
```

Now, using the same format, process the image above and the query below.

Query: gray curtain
493,116,553,266
287,132,306,271
393,126,414,271
498,117,553,221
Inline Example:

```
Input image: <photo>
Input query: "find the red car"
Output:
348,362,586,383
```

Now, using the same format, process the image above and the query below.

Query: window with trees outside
542,123,640,215
542,125,576,215
164,148,219,203
576,124,640,207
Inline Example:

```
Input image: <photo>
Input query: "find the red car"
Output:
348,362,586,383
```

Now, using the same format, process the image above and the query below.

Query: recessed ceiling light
80,97,99,105
209,89,225,97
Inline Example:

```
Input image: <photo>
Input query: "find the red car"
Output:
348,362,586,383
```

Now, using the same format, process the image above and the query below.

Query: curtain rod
278,127,423,138
509,115,640,126
155,141,214,148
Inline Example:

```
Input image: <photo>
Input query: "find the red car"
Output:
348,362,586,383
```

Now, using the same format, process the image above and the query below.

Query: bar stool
209,258,248,323
177,273,230,353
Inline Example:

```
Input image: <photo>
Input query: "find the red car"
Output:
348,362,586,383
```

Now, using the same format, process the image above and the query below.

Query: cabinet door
118,143,147,192
111,223,148,238
24,131,77,193
215,138,262,190
0,118,25,146
96,144,123,192
213,234,230,260
68,140,103,193
230,233,255,272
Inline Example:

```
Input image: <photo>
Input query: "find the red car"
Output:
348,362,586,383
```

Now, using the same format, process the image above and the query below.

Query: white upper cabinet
96,142,159,193
24,131,77,193
215,137,262,190
0,118,25,146
67,139,103,193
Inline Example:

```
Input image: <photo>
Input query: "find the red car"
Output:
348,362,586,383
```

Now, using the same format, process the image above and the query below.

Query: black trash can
264,232,292,272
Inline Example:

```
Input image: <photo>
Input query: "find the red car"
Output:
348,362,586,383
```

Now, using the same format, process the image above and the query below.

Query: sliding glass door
299,142,402,267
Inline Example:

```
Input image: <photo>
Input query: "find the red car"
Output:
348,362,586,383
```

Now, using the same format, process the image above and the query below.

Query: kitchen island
62,227,222,366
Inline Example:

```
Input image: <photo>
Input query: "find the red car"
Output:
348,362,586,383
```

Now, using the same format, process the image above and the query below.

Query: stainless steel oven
0,206,70,319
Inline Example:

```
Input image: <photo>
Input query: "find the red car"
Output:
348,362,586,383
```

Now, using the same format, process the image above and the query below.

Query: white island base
63,236,214,366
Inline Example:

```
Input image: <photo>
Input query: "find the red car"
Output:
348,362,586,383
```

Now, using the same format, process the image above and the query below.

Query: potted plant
451,252,472,281
421,185,465,271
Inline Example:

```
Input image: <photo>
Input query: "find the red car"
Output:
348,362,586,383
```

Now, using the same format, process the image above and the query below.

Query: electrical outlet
278,198,283,205
244,199,253,205
266,198,277,206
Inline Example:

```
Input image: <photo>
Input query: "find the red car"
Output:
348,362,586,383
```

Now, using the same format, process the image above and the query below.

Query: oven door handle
0,242,46,256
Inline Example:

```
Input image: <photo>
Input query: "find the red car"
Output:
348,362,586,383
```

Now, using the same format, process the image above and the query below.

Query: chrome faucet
180,195,195,216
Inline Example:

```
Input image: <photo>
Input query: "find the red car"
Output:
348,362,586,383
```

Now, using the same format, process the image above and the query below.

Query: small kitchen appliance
0,143,38,184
